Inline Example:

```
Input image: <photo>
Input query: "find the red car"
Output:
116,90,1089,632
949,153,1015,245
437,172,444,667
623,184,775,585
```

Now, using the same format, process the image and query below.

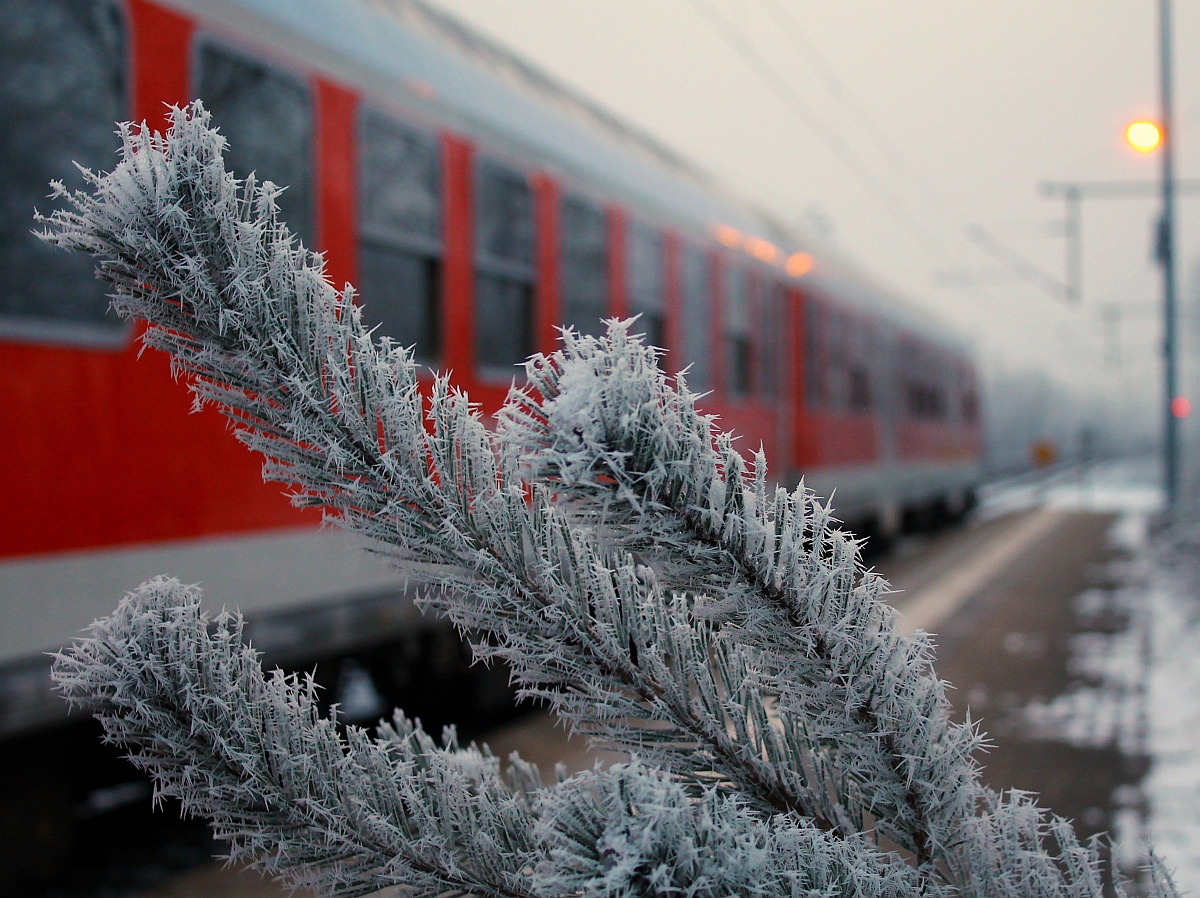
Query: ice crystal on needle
43,103,1178,897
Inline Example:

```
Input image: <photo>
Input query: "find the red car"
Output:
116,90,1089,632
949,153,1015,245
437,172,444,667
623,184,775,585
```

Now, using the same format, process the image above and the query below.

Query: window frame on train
901,336,950,422
722,260,753,399
757,276,787,400
558,191,608,338
844,312,874,415
473,155,536,380
801,296,878,416
803,294,824,410
959,360,980,425
625,217,667,356
356,105,443,365
0,0,131,349
193,37,315,248
679,238,713,392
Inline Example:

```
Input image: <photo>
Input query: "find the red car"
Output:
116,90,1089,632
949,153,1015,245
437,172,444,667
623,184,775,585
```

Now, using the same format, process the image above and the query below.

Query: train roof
173,0,971,355
371,0,716,189
802,252,973,352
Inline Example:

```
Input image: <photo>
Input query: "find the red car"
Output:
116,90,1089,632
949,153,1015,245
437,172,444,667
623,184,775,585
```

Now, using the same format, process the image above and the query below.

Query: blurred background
443,1,1197,474
2,0,1200,894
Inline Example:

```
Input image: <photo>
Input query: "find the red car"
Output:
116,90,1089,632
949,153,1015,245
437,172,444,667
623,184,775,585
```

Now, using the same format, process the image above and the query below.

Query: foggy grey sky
427,0,1200,427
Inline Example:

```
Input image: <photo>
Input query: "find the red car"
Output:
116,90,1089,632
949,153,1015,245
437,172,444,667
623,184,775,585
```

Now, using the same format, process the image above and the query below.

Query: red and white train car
0,0,980,736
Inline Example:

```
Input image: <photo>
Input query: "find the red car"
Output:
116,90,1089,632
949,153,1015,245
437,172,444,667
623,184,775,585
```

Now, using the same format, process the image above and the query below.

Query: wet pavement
906,510,1152,889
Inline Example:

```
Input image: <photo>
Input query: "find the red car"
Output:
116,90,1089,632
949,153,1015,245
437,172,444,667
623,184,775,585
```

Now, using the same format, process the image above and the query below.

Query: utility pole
1160,0,1179,513
1042,0,1184,511
1039,178,1200,306
1064,185,1082,303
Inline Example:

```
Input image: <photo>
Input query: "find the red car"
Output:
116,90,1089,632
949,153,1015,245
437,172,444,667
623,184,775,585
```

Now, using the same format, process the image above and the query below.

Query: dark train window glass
560,195,607,337
357,108,441,363
359,108,440,244
759,281,785,398
626,220,665,352
827,309,846,410
680,243,711,391
822,309,873,413
198,44,313,246
803,300,822,408
358,246,440,361
848,368,871,412
476,274,533,371
724,265,752,397
906,383,947,420
475,158,535,375
847,319,872,413
476,159,534,268
960,364,979,423
903,340,947,421
0,0,127,342
962,387,978,423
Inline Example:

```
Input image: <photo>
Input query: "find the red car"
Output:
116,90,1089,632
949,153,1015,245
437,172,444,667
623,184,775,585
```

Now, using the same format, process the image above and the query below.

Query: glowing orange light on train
714,224,742,248
785,252,814,277
745,237,780,263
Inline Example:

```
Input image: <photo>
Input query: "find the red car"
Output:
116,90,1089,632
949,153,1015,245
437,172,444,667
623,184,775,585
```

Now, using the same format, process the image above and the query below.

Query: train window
626,220,665,353
559,194,607,337
803,299,823,408
197,43,313,247
680,243,712,391
826,309,846,409
962,391,978,423
903,341,948,421
961,367,979,423
724,264,752,397
0,0,127,344
357,108,441,363
758,281,786,398
823,309,872,414
848,368,871,412
847,319,872,413
906,384,947,420
475,158,535,375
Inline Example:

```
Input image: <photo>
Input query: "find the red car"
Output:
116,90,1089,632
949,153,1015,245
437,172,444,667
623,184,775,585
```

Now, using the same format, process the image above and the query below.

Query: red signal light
1171,396,1191,419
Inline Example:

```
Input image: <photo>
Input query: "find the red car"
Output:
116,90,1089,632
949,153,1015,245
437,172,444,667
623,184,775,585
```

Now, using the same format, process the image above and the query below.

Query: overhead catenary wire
686,0,946,255
715,0,1070,302
758,0,914,184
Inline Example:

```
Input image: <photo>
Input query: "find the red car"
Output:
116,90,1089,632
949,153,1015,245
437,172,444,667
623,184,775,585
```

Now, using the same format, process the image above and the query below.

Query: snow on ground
1142,522,1200,889
978,456,1165,520
985,457,1200,891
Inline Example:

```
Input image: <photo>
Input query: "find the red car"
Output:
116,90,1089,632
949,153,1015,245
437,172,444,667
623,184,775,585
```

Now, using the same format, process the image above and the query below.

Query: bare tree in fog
44,104,1178,898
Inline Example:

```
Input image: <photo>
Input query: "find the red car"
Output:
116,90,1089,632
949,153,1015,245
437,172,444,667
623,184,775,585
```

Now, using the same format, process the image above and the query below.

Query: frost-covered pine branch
42,103,1178,897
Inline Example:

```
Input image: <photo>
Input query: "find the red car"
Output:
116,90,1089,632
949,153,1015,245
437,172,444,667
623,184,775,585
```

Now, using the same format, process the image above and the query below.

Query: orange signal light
785,252,814,277
1030,439,1058,468
1126,120,1162,153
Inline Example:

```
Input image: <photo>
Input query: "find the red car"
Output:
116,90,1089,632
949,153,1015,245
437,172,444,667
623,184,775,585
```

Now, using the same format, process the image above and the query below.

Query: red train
0,0,980,736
